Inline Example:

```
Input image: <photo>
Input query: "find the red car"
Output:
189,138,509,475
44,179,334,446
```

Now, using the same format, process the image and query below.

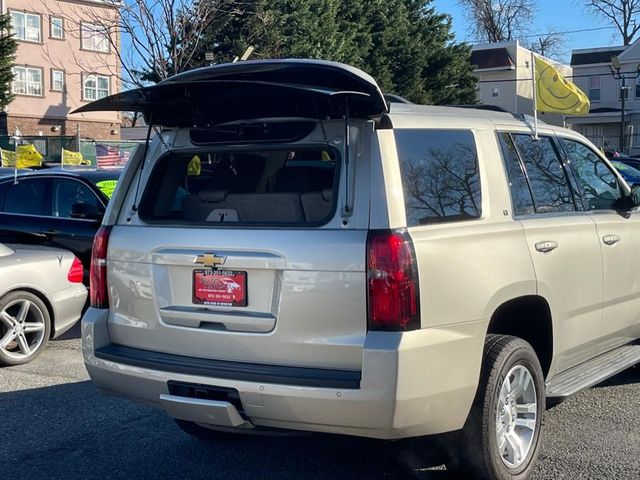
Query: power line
468,26,618,44
477,71,639,84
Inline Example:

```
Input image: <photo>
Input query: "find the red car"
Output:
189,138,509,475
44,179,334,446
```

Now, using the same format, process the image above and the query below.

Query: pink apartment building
5,0,121,138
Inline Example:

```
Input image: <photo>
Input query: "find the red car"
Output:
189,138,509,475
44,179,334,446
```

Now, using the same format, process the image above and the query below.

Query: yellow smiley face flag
62,149,90,166
535,55,590,116
16,144,44,169
1,149,16,167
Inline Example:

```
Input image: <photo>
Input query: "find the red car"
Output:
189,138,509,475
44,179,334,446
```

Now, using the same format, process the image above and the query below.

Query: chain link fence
0,136,142,166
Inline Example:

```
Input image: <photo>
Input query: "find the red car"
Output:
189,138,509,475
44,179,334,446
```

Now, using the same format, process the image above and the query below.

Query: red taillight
67,257,84,283
366,229,420,331
90,226,111,308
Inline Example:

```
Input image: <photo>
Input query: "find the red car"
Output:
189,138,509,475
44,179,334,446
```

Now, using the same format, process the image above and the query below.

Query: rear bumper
82,308,485,439
48,285,87,338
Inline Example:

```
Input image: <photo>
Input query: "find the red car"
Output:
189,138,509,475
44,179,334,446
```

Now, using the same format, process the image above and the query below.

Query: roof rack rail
452,104,511,113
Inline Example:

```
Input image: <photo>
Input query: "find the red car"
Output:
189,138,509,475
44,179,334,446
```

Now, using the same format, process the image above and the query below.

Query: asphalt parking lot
1,326,639,480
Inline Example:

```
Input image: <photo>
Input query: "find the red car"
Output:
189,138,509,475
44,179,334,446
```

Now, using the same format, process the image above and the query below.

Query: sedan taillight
90,226,111,308
67,257,84,284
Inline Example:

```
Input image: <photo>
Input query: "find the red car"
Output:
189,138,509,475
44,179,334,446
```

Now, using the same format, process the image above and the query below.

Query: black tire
0,291,51,366
174,419,242,441
445,334,545,480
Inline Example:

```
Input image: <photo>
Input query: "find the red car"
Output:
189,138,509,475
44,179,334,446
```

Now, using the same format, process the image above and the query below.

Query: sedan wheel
0,291,51,366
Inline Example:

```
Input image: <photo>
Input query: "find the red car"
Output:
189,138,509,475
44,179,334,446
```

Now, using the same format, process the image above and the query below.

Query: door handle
40,229,59,238
535,241,558,253
603,234,620,246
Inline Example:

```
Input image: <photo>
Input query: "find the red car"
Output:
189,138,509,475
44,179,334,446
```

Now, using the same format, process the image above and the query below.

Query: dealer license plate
192,269,247,307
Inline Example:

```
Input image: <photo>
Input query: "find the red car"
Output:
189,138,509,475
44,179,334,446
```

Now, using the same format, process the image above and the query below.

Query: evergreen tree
188,0,477,105
0,13,17,109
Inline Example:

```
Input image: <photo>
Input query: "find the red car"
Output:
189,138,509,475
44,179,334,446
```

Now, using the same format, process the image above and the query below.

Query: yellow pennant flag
1,149,16,167
535,55,590,116
62,149,90,166
16,144,43,169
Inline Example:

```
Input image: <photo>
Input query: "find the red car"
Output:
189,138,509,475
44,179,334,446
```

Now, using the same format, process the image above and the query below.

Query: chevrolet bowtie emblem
194,253,226,267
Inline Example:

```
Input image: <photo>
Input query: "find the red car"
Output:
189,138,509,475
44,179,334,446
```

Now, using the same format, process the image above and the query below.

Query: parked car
613,155,640,171
0,243,86,365
77,60,640,480
0,167,122,285
610,159,640,187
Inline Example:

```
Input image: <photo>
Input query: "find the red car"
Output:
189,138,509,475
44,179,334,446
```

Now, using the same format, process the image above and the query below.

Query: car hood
72,59,388,127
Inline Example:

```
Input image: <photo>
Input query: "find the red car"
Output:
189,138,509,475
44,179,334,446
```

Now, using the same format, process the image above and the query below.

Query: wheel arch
486,295,553,378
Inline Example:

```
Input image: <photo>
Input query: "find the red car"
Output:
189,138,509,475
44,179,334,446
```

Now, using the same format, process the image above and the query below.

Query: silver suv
78,60,640,480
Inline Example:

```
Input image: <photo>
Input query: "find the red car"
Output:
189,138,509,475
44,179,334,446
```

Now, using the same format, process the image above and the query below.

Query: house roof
570,48,625,66
470,48,515,70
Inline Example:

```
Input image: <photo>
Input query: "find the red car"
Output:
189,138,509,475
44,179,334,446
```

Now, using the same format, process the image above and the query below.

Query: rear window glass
395,129,481,226
140,147,339,225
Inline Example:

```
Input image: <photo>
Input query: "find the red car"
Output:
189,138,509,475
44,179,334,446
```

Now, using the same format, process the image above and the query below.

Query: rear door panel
106,227,368,370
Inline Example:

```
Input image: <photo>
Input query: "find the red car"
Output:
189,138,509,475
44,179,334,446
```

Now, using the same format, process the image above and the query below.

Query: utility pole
610,56,640,154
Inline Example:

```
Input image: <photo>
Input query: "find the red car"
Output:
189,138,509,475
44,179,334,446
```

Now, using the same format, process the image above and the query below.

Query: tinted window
3,178,48,215
395,129,481,225
140,147,338,225
513,135,575,213
560,138,623,211
52,179,104,218
498,133,535,216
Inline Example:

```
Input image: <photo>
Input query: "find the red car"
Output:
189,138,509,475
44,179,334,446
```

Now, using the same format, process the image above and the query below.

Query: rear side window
395,129,481,226
2,178,49,216
140,147,338,225
512,135,575,214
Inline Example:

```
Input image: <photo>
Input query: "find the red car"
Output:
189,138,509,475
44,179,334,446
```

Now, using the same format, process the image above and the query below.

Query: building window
10,11,41,42
491,87,500,98
81,22,109,52
636,78,640,98
50,16,64,39
11,66,43,96
589,77,601,102
51,69,64,92
83,74,110,100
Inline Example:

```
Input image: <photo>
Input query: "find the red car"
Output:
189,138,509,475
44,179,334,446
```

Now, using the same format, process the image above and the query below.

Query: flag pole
13,137,17,184
531,51,539,140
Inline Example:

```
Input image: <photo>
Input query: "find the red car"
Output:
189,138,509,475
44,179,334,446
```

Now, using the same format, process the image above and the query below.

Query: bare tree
527,31,566,59
459,0,536,42
44,0,235,88
585,0,640,45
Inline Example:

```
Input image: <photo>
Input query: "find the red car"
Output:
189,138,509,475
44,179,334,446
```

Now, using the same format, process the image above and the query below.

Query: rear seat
182,190,307,223
181,190,228,222
224,193,304,222
301,189,333,222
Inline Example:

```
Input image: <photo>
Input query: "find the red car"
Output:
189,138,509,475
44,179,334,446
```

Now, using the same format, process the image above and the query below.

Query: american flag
96,144,131,169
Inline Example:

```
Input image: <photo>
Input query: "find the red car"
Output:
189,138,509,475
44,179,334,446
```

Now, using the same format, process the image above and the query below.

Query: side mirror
70,202,103,220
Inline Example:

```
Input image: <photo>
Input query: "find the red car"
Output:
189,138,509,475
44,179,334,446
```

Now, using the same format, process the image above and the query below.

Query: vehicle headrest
322,188,333,201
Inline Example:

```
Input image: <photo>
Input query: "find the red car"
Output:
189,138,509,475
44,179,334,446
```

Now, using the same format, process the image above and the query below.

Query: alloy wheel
0,299,46,360
495,364,538,469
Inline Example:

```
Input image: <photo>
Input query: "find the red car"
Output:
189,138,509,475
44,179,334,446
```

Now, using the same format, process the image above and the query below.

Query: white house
567,42,640,154
471,41,571,127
